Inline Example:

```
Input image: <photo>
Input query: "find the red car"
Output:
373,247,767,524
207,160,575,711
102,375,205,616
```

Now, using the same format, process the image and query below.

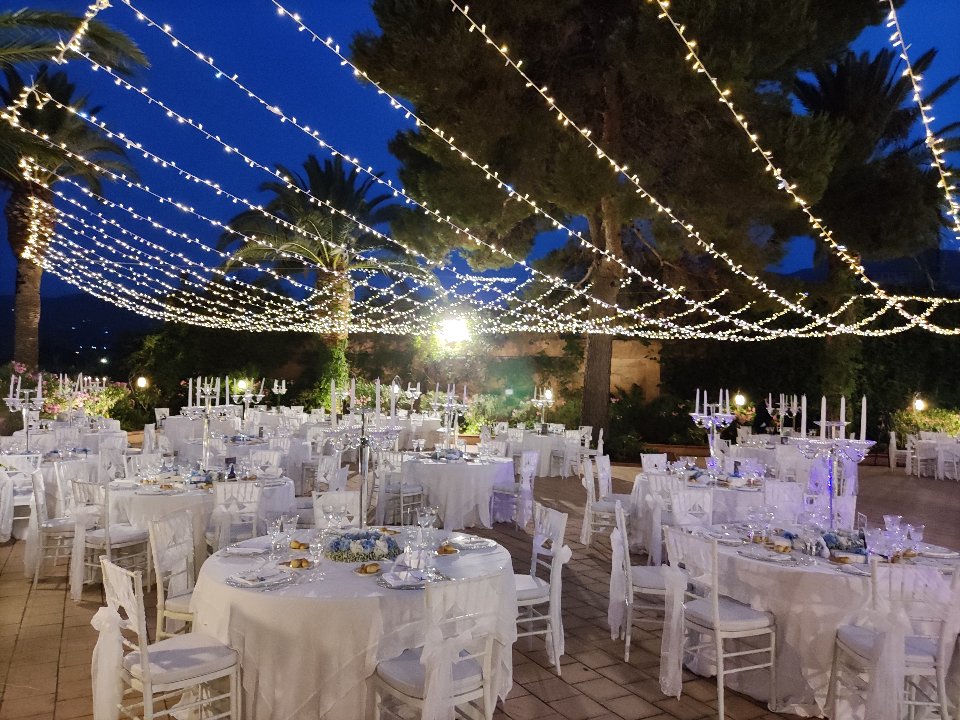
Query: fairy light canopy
2,0,958,341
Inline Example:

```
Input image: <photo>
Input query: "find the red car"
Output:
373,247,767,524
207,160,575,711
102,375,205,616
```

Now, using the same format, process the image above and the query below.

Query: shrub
889,407,960,444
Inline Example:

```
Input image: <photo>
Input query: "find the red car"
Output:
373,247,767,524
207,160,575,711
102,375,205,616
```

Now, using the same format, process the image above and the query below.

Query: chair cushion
685,597,774,632
41,517,77,533
630,566,667,592
164,590,194,614
377,647,482,700
514,573,550,602
602,493,632,506
124,632,237,685
383,483,423,494
86,524,149,546
836,624,936,667
592,500,617,514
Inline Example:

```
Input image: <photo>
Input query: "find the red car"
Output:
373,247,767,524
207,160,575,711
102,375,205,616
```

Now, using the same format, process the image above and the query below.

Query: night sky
1,0,957,300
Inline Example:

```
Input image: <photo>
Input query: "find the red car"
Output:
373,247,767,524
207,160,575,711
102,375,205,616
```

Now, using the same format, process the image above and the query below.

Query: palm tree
1,66,139,367
0,8,146,368
0,8,147,71
218,155,402,382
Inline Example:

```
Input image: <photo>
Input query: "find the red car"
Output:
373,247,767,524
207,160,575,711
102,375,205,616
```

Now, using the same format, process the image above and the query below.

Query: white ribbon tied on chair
578,476,592,546
210,497,244,551
0,470,13,544
864,602,909,720
70,505,99,601
644,494,664,566
608,528,627,640
545,544,572,663
420,626,470,720
659,564,687,699
91,605,124,720
23,494,39,578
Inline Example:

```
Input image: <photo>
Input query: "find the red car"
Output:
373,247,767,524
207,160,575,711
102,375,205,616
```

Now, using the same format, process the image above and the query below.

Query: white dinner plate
225,568,295,589
918,543,960,559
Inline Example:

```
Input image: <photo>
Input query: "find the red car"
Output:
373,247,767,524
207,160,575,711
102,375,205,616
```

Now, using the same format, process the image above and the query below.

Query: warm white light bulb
734,393,745,407
913,397,927,412
136,376,148,389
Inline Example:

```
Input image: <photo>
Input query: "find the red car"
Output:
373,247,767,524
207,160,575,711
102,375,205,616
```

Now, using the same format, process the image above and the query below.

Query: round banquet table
190,529,517,720
401,455,514,530
692,533,960,717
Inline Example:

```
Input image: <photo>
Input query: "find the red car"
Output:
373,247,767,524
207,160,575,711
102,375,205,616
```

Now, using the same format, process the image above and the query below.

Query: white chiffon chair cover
90,605,124,720
22,470,48,578
69,502,102,601
851,563,955,720
418,574,504,720
659,562,687,699
0,470,13,543
210,481,262,550
608,525,627,639
313,490,361,528
670,487,713,527
141,423,156,454
643,493,666,566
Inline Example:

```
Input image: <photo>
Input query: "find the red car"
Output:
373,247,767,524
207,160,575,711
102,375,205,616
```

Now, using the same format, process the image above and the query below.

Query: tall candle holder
5,389,43,452
272,379,288,405
529,388,554,425
403,383,422,411
689,404,735,458
231,383,266,425
796,425,874,530
328,409,401,527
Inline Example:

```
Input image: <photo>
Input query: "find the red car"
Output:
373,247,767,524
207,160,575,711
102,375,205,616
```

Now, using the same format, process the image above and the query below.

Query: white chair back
596,455,613,498
641,453,668,472
487,440,507,457
670,487,713,527
763,480,803,525
249,449,283,476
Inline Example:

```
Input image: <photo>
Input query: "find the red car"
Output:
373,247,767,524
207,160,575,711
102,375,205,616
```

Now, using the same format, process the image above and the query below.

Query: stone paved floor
0,463,956,720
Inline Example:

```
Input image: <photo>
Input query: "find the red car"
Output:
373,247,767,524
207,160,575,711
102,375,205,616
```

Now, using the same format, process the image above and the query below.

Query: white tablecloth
191,529,516,720
402,456,514,530
507,432,560,477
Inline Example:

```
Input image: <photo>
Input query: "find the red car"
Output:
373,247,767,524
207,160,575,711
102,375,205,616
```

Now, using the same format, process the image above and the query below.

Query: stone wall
494,336,661,399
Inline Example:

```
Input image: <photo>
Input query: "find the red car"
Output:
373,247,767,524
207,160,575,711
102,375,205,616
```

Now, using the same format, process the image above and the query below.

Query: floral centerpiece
323,529,401,562
822,529,866,555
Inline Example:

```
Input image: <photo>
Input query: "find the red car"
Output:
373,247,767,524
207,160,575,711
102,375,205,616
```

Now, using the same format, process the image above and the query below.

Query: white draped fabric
190,530,516,720
0,470,13,543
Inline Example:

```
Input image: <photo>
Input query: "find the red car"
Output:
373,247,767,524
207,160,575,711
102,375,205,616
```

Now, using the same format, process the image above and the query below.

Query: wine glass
321,504,336,532
281,514,299,545
268,517,285,560
883,514,903,532
907,523,924,554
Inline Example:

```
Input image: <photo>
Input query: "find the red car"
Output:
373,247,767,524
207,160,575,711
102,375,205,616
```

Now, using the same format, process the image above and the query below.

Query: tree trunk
581,197,625,443
5,182,53,368
316,269,352,388
819,255,862,399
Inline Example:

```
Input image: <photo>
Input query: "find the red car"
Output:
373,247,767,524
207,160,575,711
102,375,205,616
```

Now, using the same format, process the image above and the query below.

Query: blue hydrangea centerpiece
323,529,402,562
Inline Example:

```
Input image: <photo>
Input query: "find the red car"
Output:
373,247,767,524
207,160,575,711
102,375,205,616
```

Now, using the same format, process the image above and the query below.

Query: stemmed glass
906,523,924,554
883,515,903,532
268,517,285,560
416,506,437,547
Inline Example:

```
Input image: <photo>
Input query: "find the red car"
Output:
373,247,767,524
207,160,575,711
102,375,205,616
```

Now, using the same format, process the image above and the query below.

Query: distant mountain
0,293,160,371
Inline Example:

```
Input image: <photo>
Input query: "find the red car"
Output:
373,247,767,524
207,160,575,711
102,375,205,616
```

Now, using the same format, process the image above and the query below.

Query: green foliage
610,385,707,448
890,408,960,441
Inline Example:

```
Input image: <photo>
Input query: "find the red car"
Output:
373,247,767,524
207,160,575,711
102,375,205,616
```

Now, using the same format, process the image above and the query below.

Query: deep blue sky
1,0,958,298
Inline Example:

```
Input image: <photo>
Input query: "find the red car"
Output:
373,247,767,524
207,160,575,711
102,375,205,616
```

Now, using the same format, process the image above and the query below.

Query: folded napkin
394,547,429,570
222,546,267,557
381,570,428,588
229,568,290,587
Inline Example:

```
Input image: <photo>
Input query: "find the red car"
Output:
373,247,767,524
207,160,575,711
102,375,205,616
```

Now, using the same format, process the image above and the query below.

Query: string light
883,0,960,243
649,0,960,335
445,0,859,334
114,0,810,340
6,0,956,340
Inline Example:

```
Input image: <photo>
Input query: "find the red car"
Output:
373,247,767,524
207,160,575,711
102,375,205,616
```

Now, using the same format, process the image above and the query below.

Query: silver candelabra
795,423,873,529
689,405,735,458
5,389,43,452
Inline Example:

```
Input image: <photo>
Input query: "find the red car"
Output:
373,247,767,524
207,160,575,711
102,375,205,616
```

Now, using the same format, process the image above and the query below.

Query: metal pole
359,410,368,528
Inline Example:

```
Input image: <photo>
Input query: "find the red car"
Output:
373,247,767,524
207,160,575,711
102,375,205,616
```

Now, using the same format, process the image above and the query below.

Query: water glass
907,523,924,551
281,514,299,544
883,514,903,531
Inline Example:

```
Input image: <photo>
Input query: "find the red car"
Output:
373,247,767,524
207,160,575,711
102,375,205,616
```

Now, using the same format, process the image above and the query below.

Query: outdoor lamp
436,317,471,345
544,388,554,401
913,396,927,412
237,379,248,391
734,392,746,407
135,376,149,389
